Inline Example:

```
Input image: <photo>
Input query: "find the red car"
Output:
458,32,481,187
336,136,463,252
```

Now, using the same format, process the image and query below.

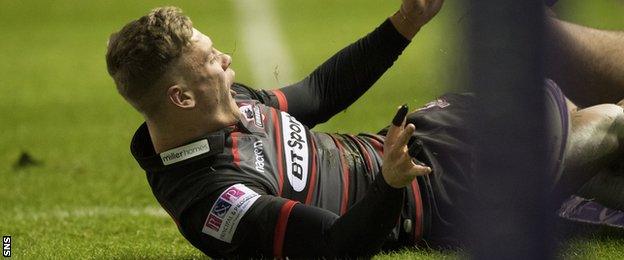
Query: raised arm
546,17,624,107
272,0,443,128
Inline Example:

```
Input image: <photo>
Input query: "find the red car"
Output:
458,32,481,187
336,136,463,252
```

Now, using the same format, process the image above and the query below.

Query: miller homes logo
160,139,210,165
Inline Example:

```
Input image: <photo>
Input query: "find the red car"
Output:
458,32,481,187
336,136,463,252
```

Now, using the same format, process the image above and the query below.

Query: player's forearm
389,10,420,40
280,19,410,127
546,18,624,106
324,173,405,255
283,175,404,257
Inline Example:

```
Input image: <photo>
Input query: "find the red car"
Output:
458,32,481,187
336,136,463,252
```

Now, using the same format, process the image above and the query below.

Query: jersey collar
130,123,227,172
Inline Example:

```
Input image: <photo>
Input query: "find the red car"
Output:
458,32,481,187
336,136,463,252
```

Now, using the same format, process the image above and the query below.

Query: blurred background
1,0,623,258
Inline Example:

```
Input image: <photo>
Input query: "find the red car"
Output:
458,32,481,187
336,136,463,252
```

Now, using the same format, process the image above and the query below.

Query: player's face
183,28,237,114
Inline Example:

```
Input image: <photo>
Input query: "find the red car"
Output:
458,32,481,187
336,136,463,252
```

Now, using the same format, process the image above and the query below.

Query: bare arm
546,17,624,107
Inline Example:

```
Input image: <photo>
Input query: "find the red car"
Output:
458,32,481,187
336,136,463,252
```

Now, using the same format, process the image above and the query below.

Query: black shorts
396,81,569,248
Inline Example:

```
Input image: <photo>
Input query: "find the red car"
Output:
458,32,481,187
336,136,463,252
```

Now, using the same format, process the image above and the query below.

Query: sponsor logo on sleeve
202,184,260,243
280,112,308,192
160,139,210,165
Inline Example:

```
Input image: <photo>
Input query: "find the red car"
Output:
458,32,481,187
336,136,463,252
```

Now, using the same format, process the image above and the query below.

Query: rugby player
105,1,624,258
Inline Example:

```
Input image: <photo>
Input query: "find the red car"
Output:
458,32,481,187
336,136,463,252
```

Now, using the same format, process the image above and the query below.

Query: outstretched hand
382,105,432,189
400,0,444,30
390,0,444,39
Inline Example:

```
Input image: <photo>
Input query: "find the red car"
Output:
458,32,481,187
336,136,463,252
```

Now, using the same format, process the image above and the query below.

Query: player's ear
167,85,196,109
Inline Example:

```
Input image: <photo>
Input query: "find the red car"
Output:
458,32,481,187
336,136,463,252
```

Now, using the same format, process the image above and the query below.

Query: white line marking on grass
13,206,168,221
232,0,296,88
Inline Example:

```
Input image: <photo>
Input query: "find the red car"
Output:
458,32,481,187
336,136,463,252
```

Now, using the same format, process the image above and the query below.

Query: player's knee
567,104,624,170
571,104,624,148
594,104,624,145
583,104,624,126
602,104,624,125
605,103,623,114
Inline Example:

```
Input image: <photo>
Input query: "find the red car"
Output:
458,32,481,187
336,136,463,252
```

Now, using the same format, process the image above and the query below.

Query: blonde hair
106,6,193,115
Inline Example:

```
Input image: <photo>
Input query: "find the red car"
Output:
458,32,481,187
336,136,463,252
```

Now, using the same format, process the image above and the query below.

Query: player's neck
146,110,239,154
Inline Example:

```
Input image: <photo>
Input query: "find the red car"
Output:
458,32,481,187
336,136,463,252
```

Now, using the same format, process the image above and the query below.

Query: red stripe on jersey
330,135,350,215
366,136,384,156
231,132,240,167
348,134,374,173
410,180,424,241
271,109,285,195
305,136,318,205
272,89,289,112
273,200,298,257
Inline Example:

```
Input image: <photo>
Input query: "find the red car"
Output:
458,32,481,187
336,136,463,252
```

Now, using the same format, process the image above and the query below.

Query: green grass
1,0,623,258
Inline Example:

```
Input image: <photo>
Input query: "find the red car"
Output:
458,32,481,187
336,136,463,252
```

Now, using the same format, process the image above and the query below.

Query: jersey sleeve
273,19,410,128
230,19,409,128
181,175,404,258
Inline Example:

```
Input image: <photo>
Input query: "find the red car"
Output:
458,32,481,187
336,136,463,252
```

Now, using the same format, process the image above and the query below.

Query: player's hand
399,0,444,30
382,105,432,189
390,0,444,39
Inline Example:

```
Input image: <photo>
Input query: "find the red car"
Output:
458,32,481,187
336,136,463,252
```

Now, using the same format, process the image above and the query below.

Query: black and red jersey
128,17,569,257
130,19,422,258
130,83,426,257
229,93,398,214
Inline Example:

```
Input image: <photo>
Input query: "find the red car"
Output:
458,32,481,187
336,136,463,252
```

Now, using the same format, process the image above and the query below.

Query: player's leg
556,102,624,198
